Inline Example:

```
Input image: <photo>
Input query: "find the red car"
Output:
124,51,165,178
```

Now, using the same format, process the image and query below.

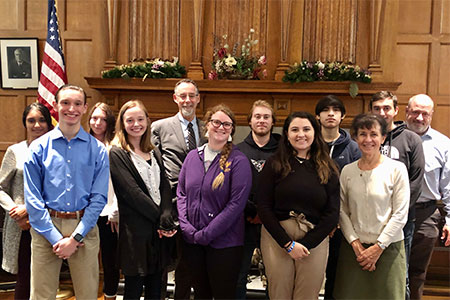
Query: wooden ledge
85,77,401,95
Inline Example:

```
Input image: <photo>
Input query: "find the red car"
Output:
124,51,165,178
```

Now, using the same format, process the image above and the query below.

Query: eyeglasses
408,110,431,119
175,93,198,100
210,119,233,130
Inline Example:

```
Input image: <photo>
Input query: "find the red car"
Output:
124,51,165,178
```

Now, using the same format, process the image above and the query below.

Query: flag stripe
37,0,68,121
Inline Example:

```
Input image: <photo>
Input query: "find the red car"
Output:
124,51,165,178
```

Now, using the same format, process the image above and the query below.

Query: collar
177,112,197,126
50,125,89,142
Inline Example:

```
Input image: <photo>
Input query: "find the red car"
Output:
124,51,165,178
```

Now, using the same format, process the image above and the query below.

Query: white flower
250,28,255,33
224,44,229,49
225,54,237,67
317,62,325,69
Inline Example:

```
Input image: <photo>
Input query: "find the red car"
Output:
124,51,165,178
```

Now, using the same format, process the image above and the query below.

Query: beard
406,120,428,135
252,126,271,137
181,106,195,118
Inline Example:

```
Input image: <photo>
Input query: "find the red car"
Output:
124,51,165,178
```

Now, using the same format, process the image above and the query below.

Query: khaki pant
30,217,99,300
261,218,329,300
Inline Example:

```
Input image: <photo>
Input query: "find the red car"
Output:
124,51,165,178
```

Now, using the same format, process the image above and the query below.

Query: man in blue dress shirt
24,84,109,299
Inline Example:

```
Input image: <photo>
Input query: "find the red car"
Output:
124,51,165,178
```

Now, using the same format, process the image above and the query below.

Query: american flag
37,0,68,121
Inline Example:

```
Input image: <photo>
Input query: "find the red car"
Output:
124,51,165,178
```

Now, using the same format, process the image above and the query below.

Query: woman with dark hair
109,100,177,299
87,102,120,300
0,103,52,299
257,111,340,299
334,114,409,299
177,104,252,299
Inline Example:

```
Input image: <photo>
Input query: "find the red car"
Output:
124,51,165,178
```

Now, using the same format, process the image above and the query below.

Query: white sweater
339,156,409,247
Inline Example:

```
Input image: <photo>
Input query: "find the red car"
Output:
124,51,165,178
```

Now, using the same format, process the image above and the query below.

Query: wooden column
187,0,206,80
274,0,293,81
103,0,120,69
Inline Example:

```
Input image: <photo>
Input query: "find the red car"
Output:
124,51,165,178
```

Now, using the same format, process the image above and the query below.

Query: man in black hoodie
370,91,425,300
235,100,280,299
315,95,361,300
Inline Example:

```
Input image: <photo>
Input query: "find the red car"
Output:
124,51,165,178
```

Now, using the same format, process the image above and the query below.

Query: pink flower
258,55,266,65
262,69,267,78
208,71,218,80
218,48,227,59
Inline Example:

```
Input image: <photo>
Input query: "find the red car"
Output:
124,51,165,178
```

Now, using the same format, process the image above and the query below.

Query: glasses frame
209,119,233,130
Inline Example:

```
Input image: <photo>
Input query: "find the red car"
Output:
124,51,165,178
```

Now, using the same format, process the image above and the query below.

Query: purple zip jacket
177,144,252,249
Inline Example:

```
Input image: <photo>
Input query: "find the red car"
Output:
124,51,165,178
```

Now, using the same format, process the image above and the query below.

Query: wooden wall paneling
128,0,180,62
65,0,93,32
438,44,450,95
303,0,357,63
0,0,21,30
26,0,47,31
394,44,429,95
397,0,432,34
186,0,206,80
442,0,450,34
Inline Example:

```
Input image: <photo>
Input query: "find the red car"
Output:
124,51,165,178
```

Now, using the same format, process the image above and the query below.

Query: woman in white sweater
334,114,410,299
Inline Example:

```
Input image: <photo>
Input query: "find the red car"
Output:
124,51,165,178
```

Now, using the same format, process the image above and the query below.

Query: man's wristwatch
72,233,84,243
377,241,387,250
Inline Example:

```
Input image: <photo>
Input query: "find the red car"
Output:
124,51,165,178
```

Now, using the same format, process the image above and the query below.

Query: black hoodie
237,132,281,219
381,121,425,221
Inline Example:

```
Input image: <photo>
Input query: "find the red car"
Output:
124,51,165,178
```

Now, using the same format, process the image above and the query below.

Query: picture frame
0,38,39,89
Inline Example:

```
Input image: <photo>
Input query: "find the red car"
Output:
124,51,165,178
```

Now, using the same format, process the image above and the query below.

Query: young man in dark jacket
236,100,280,299
315,95,361,299
370,91,425,300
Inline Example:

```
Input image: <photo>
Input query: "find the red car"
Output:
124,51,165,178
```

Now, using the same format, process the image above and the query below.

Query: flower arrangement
101,57,186,80
282,61,372,84
208,29,267,80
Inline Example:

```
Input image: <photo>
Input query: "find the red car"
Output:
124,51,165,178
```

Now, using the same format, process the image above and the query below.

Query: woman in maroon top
257,111,340,299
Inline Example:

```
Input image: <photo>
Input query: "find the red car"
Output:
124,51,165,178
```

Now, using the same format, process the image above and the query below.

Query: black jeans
183,241,243,300
124,272,162,300
98,216,120,296
15,230,31,300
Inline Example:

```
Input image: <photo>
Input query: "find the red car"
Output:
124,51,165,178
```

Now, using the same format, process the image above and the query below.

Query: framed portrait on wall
0,38,39,89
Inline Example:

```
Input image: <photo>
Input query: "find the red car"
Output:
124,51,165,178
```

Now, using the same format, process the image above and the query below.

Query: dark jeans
183,241,243,300
236,223,259,299
403,219,415,300
98,216,120,296
324,229,342,300
409,204,440,300
15,230,31,300
124,272,162,300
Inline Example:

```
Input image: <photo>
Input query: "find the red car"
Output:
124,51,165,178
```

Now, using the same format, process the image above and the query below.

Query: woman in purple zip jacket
177,104,252,300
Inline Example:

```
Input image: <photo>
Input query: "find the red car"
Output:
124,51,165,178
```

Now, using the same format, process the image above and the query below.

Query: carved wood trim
368,0,386,76
85,77,400,94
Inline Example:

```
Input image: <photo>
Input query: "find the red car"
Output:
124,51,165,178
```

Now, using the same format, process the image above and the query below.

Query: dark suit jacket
151,114,206,200
8,60,31,78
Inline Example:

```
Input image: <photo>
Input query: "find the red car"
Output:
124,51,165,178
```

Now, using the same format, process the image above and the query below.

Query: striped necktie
187,122,196,151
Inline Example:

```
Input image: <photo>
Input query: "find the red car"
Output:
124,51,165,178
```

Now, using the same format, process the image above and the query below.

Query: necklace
295,156,306,164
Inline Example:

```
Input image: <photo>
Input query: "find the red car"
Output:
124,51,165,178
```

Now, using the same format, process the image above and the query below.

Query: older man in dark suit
8,48,32,78
151,78,206,299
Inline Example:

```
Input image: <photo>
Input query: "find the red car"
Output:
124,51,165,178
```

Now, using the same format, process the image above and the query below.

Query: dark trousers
403,219,415,300
324,229,343,300
98,216,120,297
409,204,440,300
15,230,31,300
183,241,243,300
236,223,260,299
124,272,162,300
174,233,193,300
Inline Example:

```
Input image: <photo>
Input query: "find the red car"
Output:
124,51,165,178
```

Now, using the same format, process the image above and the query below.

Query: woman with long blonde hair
176,104,252,299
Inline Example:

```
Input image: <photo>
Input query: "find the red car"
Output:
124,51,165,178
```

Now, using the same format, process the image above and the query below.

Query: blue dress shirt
418,127,450,225
24,126,109,245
